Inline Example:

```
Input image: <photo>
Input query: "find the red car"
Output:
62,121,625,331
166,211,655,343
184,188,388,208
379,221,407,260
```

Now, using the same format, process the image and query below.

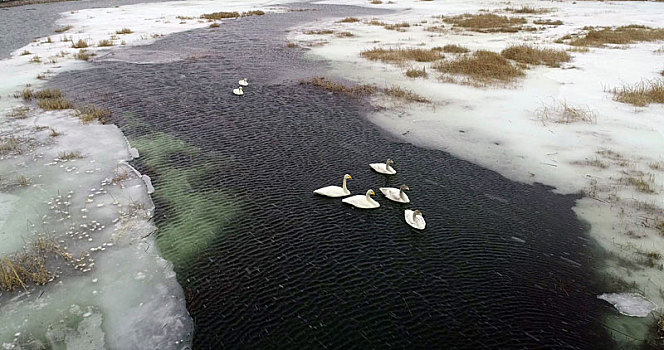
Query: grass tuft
534,19,562,26
20,50,31,56
29,55,41,63
54,25,73,33
500,45,571,67
504,6,550,14
337,17,360,23
116,28,133,34
406,67,428,78
74,49,95,61
434,50,525,84
304,29,334,35
209,22,220,28
201,11,240,20
0,237,71,292
566,25,664,47
360,47,443,63
77,105,111,124
442,13,527,33
300,77,376,98
612,79,664,106
37,97,73,110
438,44,470,53
58,151,83,160
384,86,430,103
97,39,114,47
536,101,596,124
71,39,88,48
6,106,31,119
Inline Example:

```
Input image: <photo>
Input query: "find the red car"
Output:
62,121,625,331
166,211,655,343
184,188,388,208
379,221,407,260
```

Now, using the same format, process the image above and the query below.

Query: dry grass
38,97,73,110
0,237,71,292
567,47,590,53
370,0,383,4
75,49,95,61
20,50,31,56
384,22,410,31
21,88,62,100
612,79,664,106
77,105,111,124
304,29,334,35
620,174,656,193
442,13,528,33
29,55,41,63
97,39,114,47
49,128,61,137
116,28,133,34
337,17,360,23
406,67,428,78
566,25,664,47
209,22,220,28
384,86,430,103
437,44,470,53
71,39,88,48
300,77,376,98
335,31,355,37
500,45,571,67
0,137,21,155
534,19,563,26
6,106,30,119
536,101,596,124
434,50,525,84
504,6,551,14
58,151,83,160
17,175,31,186
54,25,73,33
286,42,298,48
360,47,444,63
201,11,239,20
243,10,265,16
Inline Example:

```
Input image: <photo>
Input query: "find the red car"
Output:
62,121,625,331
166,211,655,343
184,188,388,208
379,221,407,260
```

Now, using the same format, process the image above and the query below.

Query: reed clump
504,6,551,14
300,77,376,98
71,39,88,48
406,67,428,78
434,50,525,84
384,86,430,103
0,237,72,292
201,11,239,20
77,105,111,124
500,45,571,67
337,17,360,23
438,44,470,53
116,28,133,34
58,151,83,160
536,101,596,124
360,47,444,63
612,79,664,106
566,25,664,47
97,39,114,47
442,13,527,33
304,29,334,35
534,19,562,25
54,25,73,33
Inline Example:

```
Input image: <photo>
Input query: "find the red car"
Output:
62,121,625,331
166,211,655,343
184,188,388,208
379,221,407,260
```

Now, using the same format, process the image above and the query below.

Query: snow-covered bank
289,0,664,342
0,0,295,347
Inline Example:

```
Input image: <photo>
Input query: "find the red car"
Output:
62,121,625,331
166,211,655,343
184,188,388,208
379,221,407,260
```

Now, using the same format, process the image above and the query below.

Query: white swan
233,86,244,96
379,184,409,203
313,174,352,197
238,78,249,86
404,209,425,230
342,189,380,209
370,158,396,175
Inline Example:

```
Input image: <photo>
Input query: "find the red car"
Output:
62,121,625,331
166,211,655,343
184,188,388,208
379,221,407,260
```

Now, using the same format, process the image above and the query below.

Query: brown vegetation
565,25,664,47
612,79,664,106
97,39,114,47
201,11,240,20
500,45,571,67
58,151,83,160
300,77,376,98
0,237,72,292
536,101,596,124
442,13,528,33
434,50,525,84
71,39,88,48
304,29,334,35
54,25,73,33
437,44,470,53
534,19,563,26
337,17,360,23
504,6,551,14
77,105,111,124
360,47,443,63
384,86,430,103
116,28,133,34
406,67,428,78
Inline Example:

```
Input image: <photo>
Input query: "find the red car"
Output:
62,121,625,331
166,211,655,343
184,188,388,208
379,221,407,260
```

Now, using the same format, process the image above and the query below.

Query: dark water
41,3,621,349
0,0,170,59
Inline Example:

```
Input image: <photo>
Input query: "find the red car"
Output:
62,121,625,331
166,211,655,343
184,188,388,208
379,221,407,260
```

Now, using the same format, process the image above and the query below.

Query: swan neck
365,191,372,201
342,177,348,191
412,211,419,221
399,188,405,198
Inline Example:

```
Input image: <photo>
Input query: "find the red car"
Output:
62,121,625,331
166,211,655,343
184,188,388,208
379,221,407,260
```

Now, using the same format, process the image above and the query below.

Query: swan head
239,86,243,91
400,184,409,191
413,209,422,217
386,158,394,165
366,189,375,196
344,174,352,180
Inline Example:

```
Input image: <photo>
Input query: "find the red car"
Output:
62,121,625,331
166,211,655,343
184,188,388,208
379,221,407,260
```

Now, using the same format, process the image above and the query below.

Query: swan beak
348,175,352,179
370,190,375,195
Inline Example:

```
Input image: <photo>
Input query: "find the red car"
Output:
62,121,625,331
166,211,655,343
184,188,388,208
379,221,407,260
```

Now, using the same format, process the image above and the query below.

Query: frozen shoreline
0,0,295,347
288,0,664,343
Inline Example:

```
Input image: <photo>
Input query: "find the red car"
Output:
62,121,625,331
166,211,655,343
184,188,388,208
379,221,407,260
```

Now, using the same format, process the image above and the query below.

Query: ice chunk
598,293,658,317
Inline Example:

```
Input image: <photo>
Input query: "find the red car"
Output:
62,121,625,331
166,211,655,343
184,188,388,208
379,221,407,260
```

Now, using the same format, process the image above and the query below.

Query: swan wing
342,195,380,209
369,163,396,175
314,185,350,198
379,187,409,203
404,210,425,230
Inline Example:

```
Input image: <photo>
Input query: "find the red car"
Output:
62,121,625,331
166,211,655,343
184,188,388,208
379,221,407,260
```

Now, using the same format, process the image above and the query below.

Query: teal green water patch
130,132,236,268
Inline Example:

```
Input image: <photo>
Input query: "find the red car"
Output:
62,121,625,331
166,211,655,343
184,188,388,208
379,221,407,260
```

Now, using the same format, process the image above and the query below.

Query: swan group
313,159,426,230
233,78,249,96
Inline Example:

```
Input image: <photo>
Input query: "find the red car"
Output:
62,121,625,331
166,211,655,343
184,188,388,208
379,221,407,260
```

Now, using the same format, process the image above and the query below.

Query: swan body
342,189,380,209
233,86,244,96
405,209,425,230
370,158,396,175
238,78,249,86
314,174,352,197
379,185,410,203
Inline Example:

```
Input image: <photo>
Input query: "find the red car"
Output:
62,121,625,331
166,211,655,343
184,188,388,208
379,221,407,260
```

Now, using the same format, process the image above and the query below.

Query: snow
598,293,659,317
